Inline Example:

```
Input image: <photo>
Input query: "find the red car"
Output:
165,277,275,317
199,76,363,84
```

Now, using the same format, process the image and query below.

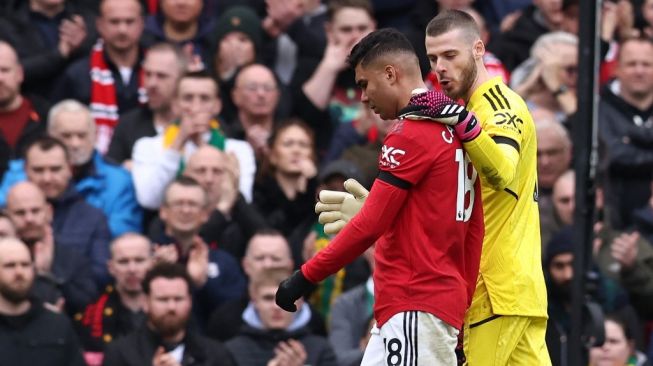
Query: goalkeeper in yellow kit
317,10,550,365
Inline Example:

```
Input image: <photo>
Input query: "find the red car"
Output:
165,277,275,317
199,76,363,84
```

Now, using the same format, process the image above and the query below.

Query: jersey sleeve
301,179,409,283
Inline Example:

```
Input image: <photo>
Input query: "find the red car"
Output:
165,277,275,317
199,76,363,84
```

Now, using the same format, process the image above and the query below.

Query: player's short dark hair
142,262,193,295
24,136,70,162
347,28,417,69
426,9,480,40
327,0,374,21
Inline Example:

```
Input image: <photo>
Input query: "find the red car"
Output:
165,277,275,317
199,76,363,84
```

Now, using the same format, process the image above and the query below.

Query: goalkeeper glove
400,90,481,142
275,269,315,312
315,179,369,235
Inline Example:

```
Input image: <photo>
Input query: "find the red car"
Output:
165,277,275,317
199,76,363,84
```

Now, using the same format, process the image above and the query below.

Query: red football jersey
303,118,484,329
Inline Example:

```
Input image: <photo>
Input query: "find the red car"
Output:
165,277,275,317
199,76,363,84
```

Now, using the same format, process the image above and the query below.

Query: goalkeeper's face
426,29,480,101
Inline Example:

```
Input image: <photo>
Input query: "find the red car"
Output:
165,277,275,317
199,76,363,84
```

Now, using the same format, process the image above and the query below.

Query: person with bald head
207,229,327,342
5,181,98,314
52,0,147,153
0,41,49,178
228,64,282,159
0,237,87,366
75,233,153,358
181,145,267,260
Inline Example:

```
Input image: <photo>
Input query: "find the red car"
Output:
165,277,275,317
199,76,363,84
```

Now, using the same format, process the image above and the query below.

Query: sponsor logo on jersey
380,145,405,168
494,111,523,134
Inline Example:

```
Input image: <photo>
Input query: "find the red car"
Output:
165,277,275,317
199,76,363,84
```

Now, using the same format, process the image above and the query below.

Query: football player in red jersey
275,28,484,365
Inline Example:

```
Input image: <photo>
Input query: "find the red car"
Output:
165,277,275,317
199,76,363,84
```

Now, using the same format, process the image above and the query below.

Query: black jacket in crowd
103,325,235,366
0,299,86,366
225,325,337,366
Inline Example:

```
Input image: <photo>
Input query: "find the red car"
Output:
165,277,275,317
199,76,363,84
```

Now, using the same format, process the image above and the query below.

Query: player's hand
402,90,481,141
275,270,314,312
315,179,369,235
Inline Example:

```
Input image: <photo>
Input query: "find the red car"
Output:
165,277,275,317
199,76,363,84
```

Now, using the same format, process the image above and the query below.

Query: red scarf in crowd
89,40,147,154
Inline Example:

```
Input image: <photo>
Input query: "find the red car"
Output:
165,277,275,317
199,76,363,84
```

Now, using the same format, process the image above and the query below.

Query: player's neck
466,65,491,103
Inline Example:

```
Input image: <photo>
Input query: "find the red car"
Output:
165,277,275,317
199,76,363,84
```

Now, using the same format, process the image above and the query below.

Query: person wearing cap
544,226,631,365
210,6,264,124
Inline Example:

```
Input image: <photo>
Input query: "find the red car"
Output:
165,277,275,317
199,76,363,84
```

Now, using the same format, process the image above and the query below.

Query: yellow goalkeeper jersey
465,77,548,317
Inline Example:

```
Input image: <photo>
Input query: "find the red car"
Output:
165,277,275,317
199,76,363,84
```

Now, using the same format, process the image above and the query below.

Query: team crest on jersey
380,145,405,168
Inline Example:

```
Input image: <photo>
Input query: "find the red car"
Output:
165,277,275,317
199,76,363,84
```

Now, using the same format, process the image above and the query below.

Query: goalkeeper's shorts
463,279,551,365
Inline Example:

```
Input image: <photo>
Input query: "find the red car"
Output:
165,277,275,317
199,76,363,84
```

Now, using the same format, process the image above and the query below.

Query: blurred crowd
1,0,653,365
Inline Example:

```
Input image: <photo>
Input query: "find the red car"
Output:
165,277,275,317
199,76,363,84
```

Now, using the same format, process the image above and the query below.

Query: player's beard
449,54,478,101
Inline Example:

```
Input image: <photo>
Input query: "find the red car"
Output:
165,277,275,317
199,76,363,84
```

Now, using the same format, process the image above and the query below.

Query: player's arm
275,176,409,311
403,90,520,191
461,131,520,191
304,176,408,282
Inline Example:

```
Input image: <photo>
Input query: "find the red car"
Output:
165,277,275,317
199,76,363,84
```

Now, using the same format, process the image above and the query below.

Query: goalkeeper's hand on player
400,90,481,142
276,269,315,312
315,179,369,235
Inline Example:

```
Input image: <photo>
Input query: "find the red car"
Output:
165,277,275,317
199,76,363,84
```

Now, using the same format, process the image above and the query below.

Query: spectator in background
542,169,576,248
131,70,256,210
229,63,281,160
103,263,234,366
328,245,375,366
74,233,152,362
536,118,572,246
589,313,651,366
143,0,214,67
0,237,86,366
184,145,267,260
108,43,187,168
599,36,653,231
488,0,565,71
207,229,327,342
211,6,264,123
292,0,376,154
6,182,98,314
253,119,318,237
511,31,579,123
151,177,246,323
0,41,48,178
23,137,111,285
225,267,337,366
544,226,578,366
53,0,147,154
0,0,94,100
0,100,142,237
0,211,16,239
262,0,327,86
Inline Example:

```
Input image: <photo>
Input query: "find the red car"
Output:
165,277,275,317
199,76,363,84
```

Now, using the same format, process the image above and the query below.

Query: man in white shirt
131,70,255,210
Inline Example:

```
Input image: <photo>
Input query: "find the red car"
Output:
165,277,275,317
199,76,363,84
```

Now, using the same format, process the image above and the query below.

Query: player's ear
473,39,485,59
384,65,397,84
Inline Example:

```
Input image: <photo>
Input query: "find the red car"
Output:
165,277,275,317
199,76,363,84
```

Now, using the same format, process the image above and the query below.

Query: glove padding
315,179,369,235
275,269,315,312
401,90,481,142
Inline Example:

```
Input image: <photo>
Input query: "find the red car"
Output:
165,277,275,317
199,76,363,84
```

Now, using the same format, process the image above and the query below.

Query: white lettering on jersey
381,145,406,168
442,126,455,144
